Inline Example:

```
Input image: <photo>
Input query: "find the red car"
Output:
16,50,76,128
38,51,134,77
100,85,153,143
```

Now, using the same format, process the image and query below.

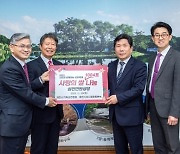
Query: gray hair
9,33,31,45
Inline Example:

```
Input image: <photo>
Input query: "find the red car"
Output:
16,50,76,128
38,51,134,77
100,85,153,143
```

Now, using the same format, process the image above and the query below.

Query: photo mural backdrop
1,0,180,148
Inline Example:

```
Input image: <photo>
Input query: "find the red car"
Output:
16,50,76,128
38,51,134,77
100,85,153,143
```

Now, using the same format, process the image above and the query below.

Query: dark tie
23,64,29,83
117,61,125,83
48,60,53,67
150,53,162,98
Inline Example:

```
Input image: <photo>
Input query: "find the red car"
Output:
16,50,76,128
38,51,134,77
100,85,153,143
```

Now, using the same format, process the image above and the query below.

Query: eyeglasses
153,33,169,39
13,44,32,50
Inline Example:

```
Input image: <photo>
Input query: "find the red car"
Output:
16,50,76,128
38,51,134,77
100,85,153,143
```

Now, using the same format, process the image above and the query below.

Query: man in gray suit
146,22,180,153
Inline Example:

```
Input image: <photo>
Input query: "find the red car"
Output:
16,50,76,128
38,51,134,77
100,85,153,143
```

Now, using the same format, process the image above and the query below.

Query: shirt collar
40,54,52,65
12,55,25,67
118,56,131,64
157,45,170,57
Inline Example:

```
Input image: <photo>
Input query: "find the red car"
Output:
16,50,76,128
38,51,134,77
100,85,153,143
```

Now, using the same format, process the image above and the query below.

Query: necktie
150,53,162,98
23,64,29,83
48,60,53,66
117,62,125,83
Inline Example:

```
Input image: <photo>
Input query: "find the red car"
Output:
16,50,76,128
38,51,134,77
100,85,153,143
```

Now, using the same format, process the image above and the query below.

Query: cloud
96,10,131,25
96,10,150,34
144,10,180,37
0,16,54,44
1,10,180,44
168,11,180,36
96,10,180,37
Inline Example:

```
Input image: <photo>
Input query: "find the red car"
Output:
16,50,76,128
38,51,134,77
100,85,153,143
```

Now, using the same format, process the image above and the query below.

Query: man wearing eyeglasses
0,33,57,154
146,22,180,153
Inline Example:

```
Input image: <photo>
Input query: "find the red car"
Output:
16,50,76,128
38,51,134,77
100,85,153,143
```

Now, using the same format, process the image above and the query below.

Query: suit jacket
27,56,63,125
108,56,147,126
0,56,46,137
146,47,180,118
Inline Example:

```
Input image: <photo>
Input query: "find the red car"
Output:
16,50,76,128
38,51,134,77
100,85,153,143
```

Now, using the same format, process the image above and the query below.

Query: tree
0,35,9,44
54,17,94,52
93,21,114,51
0,43,10,64
133,31,151,52
171,36,180,51
54,18,134,52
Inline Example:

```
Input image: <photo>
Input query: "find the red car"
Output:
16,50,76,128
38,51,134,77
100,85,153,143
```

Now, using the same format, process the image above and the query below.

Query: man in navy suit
106,34,147,154
27,33,64,154
0,33,57,154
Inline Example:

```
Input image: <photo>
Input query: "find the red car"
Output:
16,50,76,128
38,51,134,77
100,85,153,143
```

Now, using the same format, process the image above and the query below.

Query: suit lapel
147,53,156,85
37,57,48,73
10,55,23,70
10,56,30,85
52,59,56,65
110,59,118,86
117,57,134,85
156,48,173,80
52,59,60,65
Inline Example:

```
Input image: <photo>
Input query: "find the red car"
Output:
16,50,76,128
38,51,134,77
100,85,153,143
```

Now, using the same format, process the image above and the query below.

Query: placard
49,65,108,104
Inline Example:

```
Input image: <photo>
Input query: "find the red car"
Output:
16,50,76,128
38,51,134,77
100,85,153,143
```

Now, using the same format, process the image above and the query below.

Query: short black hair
40,33,58,46
150,22,172,36
114,34,133,49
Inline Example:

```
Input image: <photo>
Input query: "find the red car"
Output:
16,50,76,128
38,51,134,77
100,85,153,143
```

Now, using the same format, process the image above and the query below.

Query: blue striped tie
117,62,125,83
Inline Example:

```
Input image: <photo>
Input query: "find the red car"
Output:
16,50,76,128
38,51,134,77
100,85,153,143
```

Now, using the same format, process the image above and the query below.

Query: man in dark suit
106,34,147,154
146,22,180,153
0,33,57,154
27,33,64,154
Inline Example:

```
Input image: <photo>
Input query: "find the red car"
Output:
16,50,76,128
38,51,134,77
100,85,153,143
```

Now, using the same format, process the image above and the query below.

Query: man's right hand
40,71,49,82
47,97,57,107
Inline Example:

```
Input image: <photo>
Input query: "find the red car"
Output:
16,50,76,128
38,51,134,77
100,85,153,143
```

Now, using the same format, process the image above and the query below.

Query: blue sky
1,0,180,43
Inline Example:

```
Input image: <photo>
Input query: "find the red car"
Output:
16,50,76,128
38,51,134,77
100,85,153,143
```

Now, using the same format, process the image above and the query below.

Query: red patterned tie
23,64,29,83
48,60,53,66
